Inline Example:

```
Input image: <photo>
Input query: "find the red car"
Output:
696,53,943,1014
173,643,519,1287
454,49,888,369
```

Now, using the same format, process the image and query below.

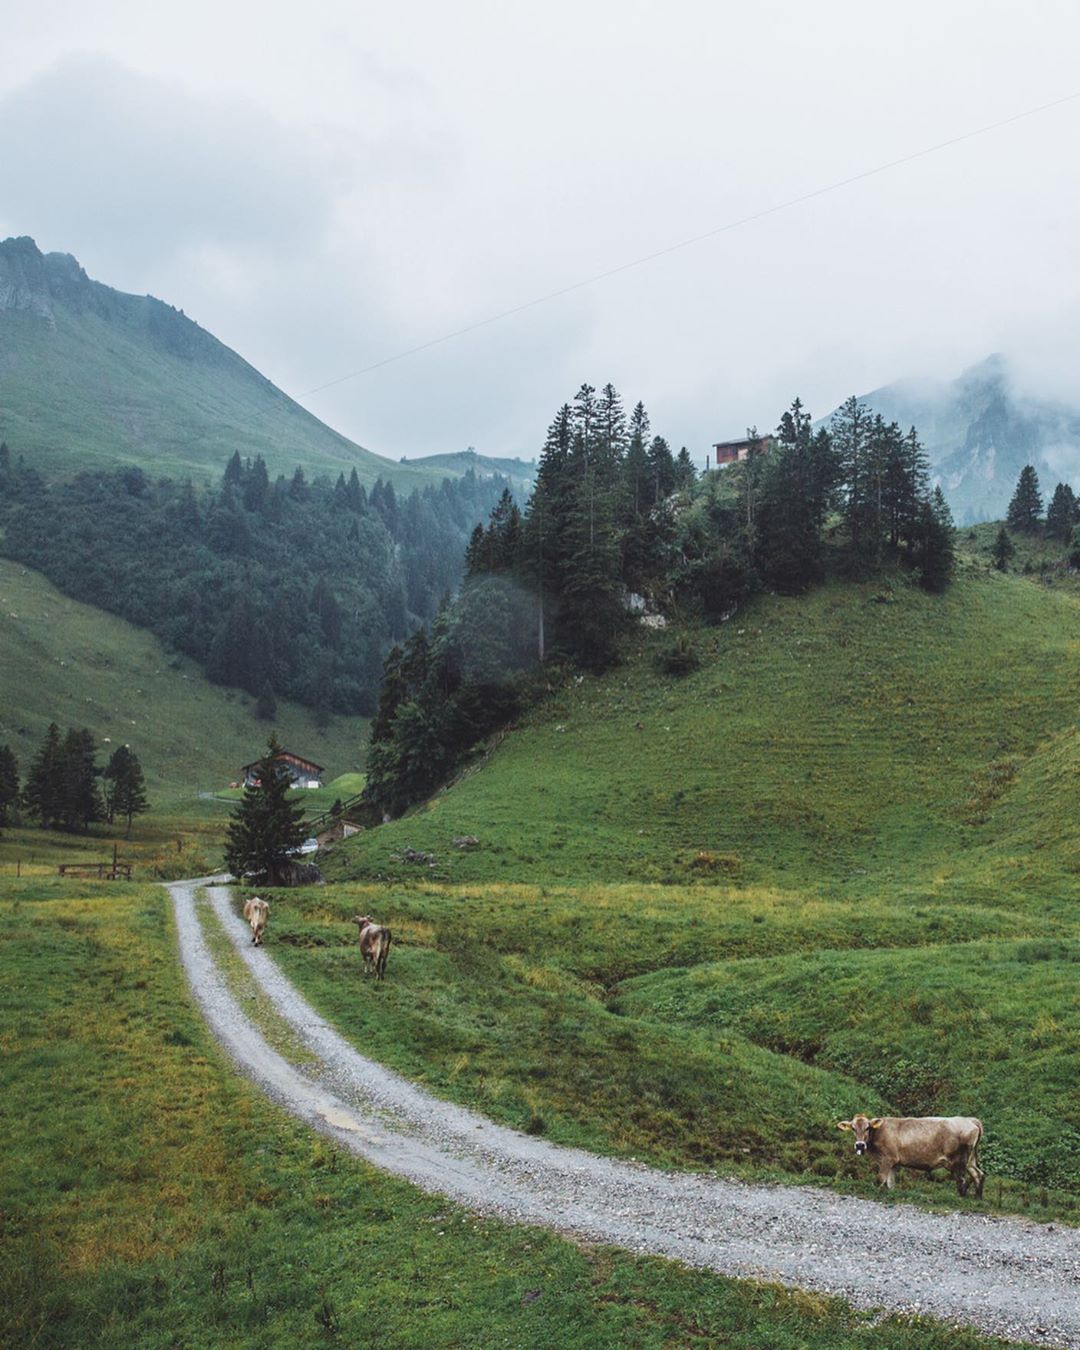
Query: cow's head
353,914,373,930
837,1114,882,1155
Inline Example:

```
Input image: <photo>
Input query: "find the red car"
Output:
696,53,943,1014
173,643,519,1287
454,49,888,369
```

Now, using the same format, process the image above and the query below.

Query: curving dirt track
169,878,1080,1348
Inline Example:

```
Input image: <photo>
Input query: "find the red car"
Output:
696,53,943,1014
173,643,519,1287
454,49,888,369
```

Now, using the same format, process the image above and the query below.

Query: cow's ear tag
837,1121,853,1131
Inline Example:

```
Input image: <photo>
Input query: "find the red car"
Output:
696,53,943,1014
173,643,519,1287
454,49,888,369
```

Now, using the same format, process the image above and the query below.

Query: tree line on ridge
364,386,956,816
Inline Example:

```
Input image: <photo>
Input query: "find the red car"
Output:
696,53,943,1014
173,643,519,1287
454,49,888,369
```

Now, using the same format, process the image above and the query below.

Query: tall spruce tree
103,745,149,837
831,396,875,568
24,723,64,829
756,400,824,592
1007,465,1043,533
915,488,955,593
523,404,574,661
1045,482,1077,540
0,745,18,827
675,446,696,489
224,736,307,883
59,728,102,832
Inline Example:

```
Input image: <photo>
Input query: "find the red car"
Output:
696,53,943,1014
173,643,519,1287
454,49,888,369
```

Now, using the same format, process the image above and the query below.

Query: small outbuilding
241,749,325,790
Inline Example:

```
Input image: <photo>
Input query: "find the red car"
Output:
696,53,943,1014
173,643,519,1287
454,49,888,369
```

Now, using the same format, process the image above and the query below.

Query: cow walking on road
243,897,270,947
838,1113,985,1197
353,914,391,981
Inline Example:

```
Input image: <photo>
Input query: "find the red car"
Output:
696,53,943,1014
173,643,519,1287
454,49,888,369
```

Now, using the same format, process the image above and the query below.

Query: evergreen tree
646,436,677,505
622,402,651,518
881,424,929,551
463,522,487,576
59,728,103,832
370,646,407,743
675,447,697,489
915,488,955,593
1045,482,1077,540
523,404,574,661
289,466,310,502
831,395,875,568
992,525,1015,571
756,401,823,592
0,745,18,827
1007,465,1043,532
103,745,149,836
223,450,243,487
24,723,64,829
243,455,270,512
224,736,307,883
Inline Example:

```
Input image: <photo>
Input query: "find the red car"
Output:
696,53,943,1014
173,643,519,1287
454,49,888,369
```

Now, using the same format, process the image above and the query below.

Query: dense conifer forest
0,446,508,715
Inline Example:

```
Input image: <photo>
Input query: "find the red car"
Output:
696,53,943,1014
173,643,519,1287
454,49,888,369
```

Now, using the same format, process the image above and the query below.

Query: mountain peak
852,353,1080,523
0,236,96,322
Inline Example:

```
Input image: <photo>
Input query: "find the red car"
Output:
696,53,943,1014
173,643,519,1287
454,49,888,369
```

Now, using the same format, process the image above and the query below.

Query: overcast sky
3,1,1080,462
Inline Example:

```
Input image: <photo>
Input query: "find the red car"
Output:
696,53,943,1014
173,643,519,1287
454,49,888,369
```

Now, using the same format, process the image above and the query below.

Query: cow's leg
878,1162,896,1190
969,1157,985,1198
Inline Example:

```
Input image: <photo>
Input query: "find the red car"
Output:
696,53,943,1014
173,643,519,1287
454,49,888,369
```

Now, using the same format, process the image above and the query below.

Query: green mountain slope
0,558,366,806
0,236,442,486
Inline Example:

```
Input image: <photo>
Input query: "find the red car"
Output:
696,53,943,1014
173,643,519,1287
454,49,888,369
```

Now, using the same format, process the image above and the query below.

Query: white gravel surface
169,877,1080,1347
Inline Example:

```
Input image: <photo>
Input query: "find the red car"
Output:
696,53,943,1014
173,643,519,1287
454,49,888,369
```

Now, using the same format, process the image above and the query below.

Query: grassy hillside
0,237,443,487
0,559,365,809
331,569,1080,891
1,881,1011,1349
252,567,1080,1219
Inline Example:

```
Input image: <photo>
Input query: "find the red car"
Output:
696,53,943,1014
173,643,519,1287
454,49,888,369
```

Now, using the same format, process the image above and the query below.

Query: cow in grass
243,896,270,946
353,915,391,981
838,1113,985,1197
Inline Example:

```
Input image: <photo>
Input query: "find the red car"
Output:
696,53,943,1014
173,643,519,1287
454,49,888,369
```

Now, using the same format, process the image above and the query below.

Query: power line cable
302,88,1080,396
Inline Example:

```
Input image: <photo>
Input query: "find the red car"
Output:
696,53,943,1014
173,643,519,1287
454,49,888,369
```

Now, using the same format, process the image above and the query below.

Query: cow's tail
376,928,391,981
971,1118,984,1167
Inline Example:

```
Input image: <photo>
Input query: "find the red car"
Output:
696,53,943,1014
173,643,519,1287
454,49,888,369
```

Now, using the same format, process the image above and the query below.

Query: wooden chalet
708,434,776,469
242,749,325,789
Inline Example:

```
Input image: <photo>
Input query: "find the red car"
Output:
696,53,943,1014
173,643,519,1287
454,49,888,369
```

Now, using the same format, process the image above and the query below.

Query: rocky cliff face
847,355,1080,524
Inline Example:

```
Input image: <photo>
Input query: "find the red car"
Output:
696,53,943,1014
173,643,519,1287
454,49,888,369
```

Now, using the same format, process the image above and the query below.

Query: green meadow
5,546,1079,1344
0,883,1013,1349
255,564,1080,1220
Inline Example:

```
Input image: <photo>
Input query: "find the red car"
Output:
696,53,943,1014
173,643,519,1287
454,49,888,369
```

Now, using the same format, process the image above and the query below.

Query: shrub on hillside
658,635,700,676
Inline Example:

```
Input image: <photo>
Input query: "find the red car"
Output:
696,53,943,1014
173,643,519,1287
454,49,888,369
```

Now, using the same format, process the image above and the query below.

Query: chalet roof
712,434,774,450
241,749,325,774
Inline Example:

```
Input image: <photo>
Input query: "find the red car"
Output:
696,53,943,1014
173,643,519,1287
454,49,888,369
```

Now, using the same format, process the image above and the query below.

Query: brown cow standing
838,1113,985,1196
243,897,270,946
353,914,391,981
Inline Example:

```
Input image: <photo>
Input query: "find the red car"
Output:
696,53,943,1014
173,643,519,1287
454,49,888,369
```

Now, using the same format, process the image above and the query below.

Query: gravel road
169,878,1080,1347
